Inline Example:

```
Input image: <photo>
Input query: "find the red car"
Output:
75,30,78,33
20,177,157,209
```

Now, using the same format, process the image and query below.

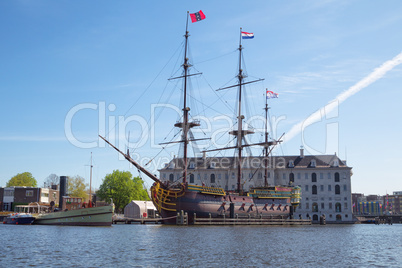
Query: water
0,223,401,267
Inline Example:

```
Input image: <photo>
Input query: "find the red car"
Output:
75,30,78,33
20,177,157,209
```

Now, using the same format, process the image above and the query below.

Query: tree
97,170,149,213
44,173,59,187
7,172,37,187
68,176,88,201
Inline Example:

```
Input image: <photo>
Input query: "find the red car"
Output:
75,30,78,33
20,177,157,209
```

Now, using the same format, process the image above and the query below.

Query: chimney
300,147,304,158
203,151,206,160
59,176,68,210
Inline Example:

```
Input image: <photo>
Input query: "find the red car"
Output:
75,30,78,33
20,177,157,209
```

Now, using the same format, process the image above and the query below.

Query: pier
176,211,312,226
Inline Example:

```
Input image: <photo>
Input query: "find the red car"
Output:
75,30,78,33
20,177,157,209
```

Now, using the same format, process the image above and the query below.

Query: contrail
283,52,402,144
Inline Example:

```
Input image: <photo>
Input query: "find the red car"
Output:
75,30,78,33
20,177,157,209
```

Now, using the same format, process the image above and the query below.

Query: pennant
190,10,206,23
266,90,279,99
241,31,254,39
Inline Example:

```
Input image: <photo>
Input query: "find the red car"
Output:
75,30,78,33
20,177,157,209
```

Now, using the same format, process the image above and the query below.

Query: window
190,174,195,184
320,185,324,192
343,185,347,191
218,174,222,180
329,203,332,209
210,162,216,169
335,203,342,212
321,203,325,209
282,173,286,180
289,160,294,168
189,162,195,169
297,173,301,180
210,174,215,184
333,160,339,167
305,203,309,209
169,174,174,182
305,185,309,192
327,172,331,179
289,173,295,183
344,202,348,210
335,185,340,195
328,185,332,191
312,173,317,182
335,172,340,182
311,160,316,167
312,185,317,195
312,203,318,212
163,173,166,179
320,173,324,179
305,173,308,179
26,190,34,197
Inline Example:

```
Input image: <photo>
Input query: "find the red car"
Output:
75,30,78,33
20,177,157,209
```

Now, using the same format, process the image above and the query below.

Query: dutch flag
241,31,254,39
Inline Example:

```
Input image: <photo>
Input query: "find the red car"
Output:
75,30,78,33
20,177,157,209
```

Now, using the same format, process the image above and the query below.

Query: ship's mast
264,96,269,187
236,28,244,193
172,12,201,184
89,152,93,205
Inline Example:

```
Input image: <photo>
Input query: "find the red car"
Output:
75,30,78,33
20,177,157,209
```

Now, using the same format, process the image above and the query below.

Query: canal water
0,224,401,267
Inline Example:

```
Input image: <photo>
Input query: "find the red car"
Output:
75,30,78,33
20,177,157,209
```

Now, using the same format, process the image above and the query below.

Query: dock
177,211,312,226
112,217,163,224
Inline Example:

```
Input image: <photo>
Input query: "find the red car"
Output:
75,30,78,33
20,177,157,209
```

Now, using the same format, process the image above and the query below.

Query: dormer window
189,162,195,169
289,160,294,168
311,160,316,168
333,160,339,167
210,162,216,169
169,162,175,169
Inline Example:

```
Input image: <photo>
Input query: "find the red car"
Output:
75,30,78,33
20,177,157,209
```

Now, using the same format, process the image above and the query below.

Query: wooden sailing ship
101,12,301,224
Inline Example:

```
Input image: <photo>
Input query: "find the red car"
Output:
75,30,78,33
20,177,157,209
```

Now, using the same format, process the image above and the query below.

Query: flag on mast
241,31,254,39
190,10,206,23
266,90,279,99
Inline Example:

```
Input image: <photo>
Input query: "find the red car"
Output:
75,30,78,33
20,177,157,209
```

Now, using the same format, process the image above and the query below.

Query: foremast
172,11,201,184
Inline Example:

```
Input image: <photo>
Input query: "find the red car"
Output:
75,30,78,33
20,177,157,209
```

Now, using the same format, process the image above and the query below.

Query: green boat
34,204,114,226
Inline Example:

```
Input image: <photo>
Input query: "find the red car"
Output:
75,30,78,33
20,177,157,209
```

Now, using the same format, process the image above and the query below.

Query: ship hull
34,205,114,226
152,184,295,224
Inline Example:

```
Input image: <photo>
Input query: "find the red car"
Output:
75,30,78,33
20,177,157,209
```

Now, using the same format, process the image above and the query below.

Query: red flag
190,10,206,23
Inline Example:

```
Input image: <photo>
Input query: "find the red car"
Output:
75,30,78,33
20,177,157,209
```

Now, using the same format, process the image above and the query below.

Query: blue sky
1,1,401,195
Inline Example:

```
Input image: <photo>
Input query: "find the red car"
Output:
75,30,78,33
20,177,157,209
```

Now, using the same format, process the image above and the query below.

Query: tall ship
101,12,301,224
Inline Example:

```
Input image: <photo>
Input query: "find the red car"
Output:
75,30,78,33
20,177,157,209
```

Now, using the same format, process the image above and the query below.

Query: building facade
1,186,59,211
159,149,353,223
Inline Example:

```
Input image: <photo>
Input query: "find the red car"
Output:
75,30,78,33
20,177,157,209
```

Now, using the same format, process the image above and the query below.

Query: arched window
210,174,215,184
312,173,317,182
312,185,317,195
335,185,340,195
335,203,342,212
335,172,340,182
289,173,295,183
313,215,319,221
312,203,318,212
190,174,195,184
169,174,174,182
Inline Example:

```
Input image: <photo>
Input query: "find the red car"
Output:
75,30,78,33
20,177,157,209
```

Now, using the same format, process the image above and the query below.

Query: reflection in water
0,224,401,267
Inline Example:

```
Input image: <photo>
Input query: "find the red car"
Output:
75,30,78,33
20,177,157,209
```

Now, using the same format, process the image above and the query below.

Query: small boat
34,154,114,226
3,213,35,225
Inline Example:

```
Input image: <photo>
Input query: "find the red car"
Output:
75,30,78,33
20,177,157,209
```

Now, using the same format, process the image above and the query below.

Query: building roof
160,154,350,171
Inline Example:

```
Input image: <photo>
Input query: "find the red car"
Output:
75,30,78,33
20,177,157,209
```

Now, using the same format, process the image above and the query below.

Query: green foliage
68,176,88,201
97,170,149,213
7,172,37,187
